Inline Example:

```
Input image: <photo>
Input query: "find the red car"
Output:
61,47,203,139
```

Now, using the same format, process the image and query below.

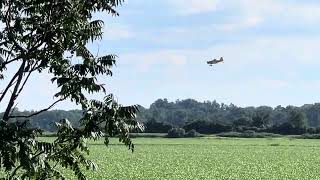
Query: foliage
299,133,320,139
5,98,320,137
232,117,251,127
184,120,232,134
216,132,281,138
268,122,306,135
143,119,173,133
184,129,200,137
138,98,320,135
129,133,167,138
288,109,307,129
167,128,185,138
251,110,271,128
0,0,143,179
0,109,84,132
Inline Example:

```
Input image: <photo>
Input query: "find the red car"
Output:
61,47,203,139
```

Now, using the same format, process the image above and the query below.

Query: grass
50,137,320,179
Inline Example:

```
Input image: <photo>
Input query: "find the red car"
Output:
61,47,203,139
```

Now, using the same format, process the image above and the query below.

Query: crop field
55,137,320,179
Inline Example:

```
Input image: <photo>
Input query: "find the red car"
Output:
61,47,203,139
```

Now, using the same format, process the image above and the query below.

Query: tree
232,117,251,128
252,113,270,128
301,103,320,127
144,119,173,133
184,120,232,134
0,0,143,179
167,128,185,138
288,109,307,129
271,105,287,125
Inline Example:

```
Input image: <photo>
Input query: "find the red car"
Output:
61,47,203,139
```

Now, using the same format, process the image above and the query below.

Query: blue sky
3,0,320,110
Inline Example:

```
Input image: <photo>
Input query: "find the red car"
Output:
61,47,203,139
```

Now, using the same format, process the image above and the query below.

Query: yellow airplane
207,57,224,66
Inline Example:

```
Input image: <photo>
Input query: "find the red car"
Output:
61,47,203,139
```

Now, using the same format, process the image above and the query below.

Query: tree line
138,99,320,135
6,98,320,135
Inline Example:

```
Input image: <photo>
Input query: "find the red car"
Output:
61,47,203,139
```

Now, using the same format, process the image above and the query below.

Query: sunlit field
53,137,320,179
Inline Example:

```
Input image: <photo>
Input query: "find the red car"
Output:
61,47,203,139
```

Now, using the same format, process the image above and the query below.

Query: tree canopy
10,98,320,135
138,98,318,135
0,0,142,179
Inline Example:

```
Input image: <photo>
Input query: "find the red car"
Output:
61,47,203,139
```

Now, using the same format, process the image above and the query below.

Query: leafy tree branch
0,0,143,179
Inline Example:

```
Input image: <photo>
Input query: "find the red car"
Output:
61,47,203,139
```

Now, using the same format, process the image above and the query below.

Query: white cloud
170,0,220,15
237,0,320,25
199,0,320,32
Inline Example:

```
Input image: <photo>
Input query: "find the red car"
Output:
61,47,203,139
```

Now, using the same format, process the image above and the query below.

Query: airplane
207,57,224,66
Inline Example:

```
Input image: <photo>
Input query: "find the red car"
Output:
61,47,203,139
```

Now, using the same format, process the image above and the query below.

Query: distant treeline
138,99,320,135
0,109,83,132
4,98,320,135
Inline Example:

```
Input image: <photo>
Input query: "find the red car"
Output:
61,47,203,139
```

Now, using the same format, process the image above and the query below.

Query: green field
58,137,320,179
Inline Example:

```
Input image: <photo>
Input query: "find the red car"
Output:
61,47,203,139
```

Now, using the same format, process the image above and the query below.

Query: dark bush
216,132,281,138
240,126,266,133
144,120,173,133
234,126,244,132
185,129,200,137
307,127,317,134
184,120,232,134
129,133,167,138
268,122,306,135
243,130,255,135
233,117,251,127
167,128,185,138
299,133,320,139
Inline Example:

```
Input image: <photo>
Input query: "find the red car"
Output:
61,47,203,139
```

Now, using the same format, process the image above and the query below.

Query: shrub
299,133,320,139
216,132,281,138
184,120,232,134
268,123,307,135
244,130,255,134
144,120,173,133
129,133,167,138
307,127,317,134
167,128,185,138
185,129,200,138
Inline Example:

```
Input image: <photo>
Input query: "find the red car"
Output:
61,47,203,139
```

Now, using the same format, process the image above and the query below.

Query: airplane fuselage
207,57,224,65
207,60,223,64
